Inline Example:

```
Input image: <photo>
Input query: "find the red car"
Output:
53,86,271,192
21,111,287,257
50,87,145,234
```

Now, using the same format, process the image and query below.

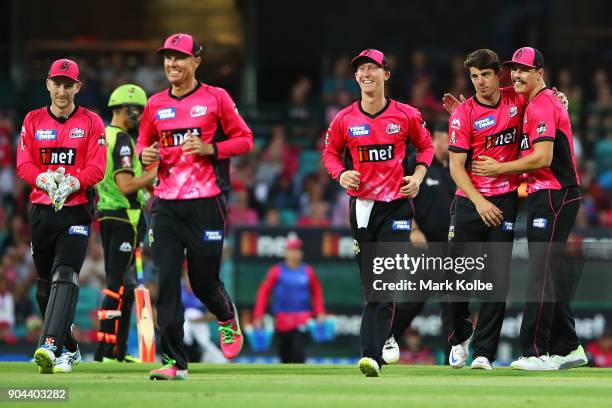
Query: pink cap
48,59,80,82
157,33,202,56
286,237,303,250
504,47,545,69
351,49,390,71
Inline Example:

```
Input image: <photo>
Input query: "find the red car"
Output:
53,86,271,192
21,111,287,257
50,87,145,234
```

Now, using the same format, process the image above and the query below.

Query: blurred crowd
0,49,611,361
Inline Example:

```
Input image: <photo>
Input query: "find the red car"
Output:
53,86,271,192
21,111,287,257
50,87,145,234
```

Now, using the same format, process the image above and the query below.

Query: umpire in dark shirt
404,121,455,242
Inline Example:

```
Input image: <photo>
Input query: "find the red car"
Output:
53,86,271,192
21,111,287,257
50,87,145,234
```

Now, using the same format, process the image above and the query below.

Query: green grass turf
0,363,611,407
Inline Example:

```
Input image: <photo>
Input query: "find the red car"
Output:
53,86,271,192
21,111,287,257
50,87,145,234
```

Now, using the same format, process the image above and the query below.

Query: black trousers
278,330,308,363
30,204,92,353
520,186,581,357
350,197,414,366
150,196,235,370
446,191,517,362
95,209,146,361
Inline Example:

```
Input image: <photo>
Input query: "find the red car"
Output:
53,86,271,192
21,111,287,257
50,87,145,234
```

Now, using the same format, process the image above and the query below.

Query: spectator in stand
268,171,300,210
398,328,436,365
134,53,167,95
253,237,325,363
287,76,319,144
228,181,259,227
297,201,330,227
0,269,16,343
322,56,359,104
587,329,612,367
263,208,281,226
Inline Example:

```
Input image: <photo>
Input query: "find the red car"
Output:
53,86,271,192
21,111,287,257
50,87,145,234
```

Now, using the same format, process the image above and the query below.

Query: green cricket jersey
96,125,145,211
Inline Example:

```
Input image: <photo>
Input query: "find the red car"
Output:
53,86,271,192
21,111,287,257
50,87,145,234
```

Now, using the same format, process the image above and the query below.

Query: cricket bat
134,246,156,362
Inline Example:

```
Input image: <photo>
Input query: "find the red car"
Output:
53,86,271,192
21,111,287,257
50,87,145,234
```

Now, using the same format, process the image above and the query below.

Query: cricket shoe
34,344,57,374
358,357,381,377
53,346,82,373
551,345,588,370
218,305,243,359
471,356,492,370
382,336,400,365
511,355,559,371
150,357,188,380
449,334,472,368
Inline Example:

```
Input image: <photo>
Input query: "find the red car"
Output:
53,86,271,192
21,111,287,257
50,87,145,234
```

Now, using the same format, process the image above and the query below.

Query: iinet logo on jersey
357,144,394,162
39,147,76,165
484,127,518,150
160,127,201,147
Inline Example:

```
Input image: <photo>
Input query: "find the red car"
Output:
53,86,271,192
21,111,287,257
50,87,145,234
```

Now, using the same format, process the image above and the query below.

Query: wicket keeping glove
35,167,66,199
52,174,80,212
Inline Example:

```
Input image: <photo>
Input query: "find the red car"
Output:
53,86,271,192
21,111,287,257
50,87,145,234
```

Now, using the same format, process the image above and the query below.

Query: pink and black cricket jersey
136,82,253,200
448,87,525,197
322,99,434,202
520,88,579,194
16,106,107,206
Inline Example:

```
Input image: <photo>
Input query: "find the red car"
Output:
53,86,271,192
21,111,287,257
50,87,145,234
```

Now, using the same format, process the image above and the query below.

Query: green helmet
108,84,147,108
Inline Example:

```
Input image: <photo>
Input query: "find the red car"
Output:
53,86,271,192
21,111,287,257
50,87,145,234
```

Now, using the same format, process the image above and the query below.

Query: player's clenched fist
400,175,423,198
141,142,160,166
339,170,361,190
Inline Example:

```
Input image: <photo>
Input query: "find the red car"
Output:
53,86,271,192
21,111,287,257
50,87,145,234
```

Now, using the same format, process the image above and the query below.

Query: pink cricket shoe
218,311,243,359
149,357,187,380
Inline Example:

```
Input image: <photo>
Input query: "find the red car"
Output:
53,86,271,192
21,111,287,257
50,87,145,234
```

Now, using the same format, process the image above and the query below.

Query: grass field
1,363,611,407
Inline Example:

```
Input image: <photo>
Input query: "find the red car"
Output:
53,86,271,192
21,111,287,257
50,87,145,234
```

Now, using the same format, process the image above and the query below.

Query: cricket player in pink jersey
16,59,107,374
445,49,525,370
473,47,586,370
137,33,253,380
322,49,434,377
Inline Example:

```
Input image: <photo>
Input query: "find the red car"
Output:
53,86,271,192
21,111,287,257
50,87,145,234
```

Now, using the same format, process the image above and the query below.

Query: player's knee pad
40,266,79,351
35,278,50,317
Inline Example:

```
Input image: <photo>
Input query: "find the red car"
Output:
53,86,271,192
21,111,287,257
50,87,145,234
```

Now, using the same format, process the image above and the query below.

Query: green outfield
1,363,611,407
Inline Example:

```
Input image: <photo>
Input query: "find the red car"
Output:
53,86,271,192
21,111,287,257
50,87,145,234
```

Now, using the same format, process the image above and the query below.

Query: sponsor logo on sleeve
190,105,207,117
204,230,224,241
536,121,547,135
119,145,131,156
357,144,394,162
148,228,154,244
68,225,89,236
533,218,548,229
98,134,106,146
502,222,514,231
69,128,85,139
449,131,457,144
509,106,518,117
386,123,401,134
448,225,455,241
40,147,76,165
324,131,330,146
474,115,496,130
392,220,412,231
484,127,518,150
348,124,371,137
35,129,57,141
520,134,531,151
120,155,132,168
156,107,177,120
160,127,201,147
451,118,461,129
